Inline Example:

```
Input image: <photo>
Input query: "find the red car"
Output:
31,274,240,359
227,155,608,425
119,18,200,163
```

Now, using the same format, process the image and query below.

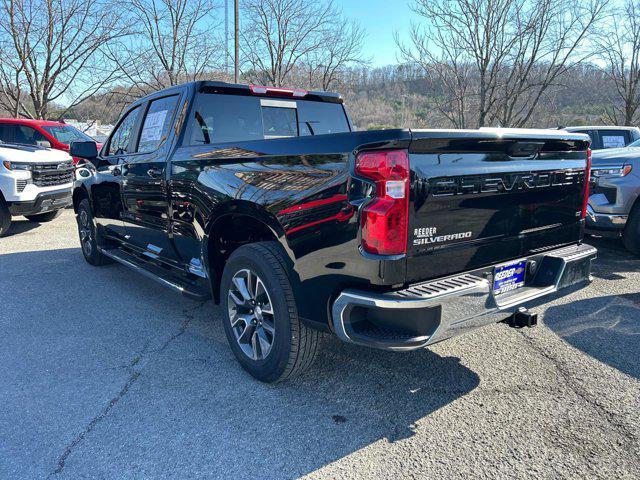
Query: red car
0,118,100,164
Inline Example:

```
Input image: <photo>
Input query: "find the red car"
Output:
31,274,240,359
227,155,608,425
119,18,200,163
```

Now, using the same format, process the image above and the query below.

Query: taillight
581,148,592,219
355,149,410,255
249,85,308,98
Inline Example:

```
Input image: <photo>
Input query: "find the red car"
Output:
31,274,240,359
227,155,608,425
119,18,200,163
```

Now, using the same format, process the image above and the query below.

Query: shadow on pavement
544,293,640,381
3,218,42,236
587,235,640,280
1,247,481,478
541,236,640,380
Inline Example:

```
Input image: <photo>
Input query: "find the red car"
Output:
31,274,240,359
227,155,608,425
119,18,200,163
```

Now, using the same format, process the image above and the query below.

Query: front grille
32,162,74,187
16,179,28,192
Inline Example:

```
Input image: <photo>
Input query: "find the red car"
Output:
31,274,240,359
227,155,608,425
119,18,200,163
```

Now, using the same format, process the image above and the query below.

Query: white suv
0,141,74,236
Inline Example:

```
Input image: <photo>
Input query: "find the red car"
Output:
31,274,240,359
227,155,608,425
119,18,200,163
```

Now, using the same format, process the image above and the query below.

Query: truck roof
134,81,344,105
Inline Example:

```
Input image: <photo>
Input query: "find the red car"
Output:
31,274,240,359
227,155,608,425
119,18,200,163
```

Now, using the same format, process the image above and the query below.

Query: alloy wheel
78,209,93,256
227,268,276,361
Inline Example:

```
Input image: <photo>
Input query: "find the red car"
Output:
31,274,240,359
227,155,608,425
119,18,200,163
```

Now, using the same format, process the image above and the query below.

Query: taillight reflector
581,148,592,219
355,150,410,255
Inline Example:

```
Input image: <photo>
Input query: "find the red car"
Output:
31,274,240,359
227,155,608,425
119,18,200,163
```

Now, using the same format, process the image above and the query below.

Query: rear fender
203,201,298,302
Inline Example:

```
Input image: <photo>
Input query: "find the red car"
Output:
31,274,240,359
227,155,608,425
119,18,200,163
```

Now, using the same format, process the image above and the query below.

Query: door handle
147,167,164,178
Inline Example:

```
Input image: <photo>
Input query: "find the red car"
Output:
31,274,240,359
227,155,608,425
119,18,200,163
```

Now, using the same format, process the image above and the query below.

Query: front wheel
0,200,11,237
220,242,320,382
76,198,113,266
25,209,63,222
622,202,640,256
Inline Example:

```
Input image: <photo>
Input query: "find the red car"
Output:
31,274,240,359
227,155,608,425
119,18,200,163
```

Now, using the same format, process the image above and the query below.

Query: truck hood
592,146,640,166
0,143,72,164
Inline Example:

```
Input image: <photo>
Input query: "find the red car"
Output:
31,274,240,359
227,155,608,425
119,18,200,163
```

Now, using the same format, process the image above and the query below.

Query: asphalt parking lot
1,209,639,479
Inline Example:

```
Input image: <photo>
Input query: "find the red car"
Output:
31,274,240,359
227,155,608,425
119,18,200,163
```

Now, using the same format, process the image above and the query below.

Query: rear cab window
186,93,350,145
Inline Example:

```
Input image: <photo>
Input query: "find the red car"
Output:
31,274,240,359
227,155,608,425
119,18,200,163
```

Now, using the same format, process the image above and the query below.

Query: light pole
234,0,239,83
224,0,229,75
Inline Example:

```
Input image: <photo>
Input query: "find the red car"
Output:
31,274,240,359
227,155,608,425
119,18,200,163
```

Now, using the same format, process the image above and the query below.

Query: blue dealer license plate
493,260,527,295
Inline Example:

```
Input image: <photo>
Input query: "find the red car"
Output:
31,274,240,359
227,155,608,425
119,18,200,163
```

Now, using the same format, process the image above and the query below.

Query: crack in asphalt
48,301,207,477
48,369,141,478
517,331,640,462
154,301,206,354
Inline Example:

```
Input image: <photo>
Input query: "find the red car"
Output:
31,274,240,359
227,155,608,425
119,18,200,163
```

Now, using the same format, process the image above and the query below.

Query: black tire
25,209,63,222
76,198,113,266
0,199,11,237
220,242,320,382
622,202,640,256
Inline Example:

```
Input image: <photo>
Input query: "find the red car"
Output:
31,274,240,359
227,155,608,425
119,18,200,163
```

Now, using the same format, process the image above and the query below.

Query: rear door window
137,95,180,153
599,130,629,149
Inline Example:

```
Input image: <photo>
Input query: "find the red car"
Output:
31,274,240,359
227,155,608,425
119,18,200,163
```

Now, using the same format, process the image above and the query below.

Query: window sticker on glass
140,110,168,144
602,135,626,149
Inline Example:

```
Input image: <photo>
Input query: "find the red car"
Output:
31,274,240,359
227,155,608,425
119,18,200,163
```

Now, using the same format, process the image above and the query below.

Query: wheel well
207,214,278,303
72,187,89,213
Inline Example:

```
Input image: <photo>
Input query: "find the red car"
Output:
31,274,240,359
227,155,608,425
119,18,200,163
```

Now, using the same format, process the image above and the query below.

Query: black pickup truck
71,81,597,382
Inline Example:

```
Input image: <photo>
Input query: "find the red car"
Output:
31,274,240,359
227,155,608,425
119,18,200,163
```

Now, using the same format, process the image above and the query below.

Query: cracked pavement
1,210,639,479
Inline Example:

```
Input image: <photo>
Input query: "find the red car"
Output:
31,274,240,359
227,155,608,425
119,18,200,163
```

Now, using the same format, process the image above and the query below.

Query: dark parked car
71,81,596,382
585,141,640,254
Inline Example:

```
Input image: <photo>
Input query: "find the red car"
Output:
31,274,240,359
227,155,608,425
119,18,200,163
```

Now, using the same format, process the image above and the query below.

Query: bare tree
0,0,129,119
112,0,225,95
399,0,608,128
306,19,368,91
241,0,359,88
598,0,640,125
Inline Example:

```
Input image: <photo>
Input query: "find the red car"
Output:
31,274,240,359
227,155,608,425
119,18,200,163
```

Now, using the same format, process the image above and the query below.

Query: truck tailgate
406,129,590,283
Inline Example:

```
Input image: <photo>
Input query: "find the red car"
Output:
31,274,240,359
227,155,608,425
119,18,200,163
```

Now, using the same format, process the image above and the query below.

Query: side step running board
99,247,210,301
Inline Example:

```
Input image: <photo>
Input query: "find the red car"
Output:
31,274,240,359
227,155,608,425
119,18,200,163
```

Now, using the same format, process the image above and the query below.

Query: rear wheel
220,242,320,382
0,200,11,237
25,209,63,222
76,198,112,266
622,202,640,256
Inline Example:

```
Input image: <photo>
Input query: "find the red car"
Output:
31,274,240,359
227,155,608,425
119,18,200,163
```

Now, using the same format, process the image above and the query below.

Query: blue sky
340,0,413,67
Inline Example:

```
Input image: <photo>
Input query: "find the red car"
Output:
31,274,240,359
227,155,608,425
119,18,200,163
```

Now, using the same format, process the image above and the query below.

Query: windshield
628,139,640,147
42,125,94,144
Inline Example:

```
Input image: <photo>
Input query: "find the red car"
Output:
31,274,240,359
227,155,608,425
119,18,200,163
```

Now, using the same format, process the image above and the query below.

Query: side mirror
70,141,98,159
36,140,51,148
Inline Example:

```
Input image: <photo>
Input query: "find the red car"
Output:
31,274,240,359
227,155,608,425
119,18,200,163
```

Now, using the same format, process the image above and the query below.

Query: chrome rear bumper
331,243,597,351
